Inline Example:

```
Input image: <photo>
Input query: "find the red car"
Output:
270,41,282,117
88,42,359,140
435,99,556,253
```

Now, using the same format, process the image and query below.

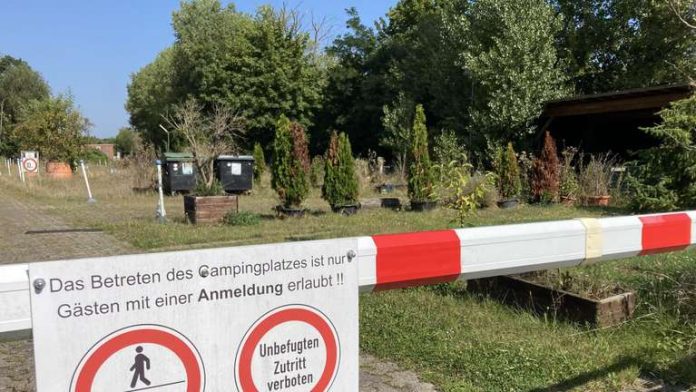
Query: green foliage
628,94,696,211
252,143,265,181
436,161,495,225
127,0,323,150
495,143,521,199
271,116,310,208
380,93,415,175
554,0,695,94
407,104,435,202
460,0,569,145
309,156,324,188
80,148,108,163
192,177,223,196
113,127,137,156
322,131,359,207
224,211,261,226
10,95,88,163
559,148,579,199
531,131,560,203
433,129,467,166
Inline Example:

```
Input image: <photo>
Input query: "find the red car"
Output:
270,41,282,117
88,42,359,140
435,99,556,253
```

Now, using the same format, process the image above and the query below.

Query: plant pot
184,195,238,224
560,196,577,206
496,198,519,209
46,161,73,179
587,195,611,207
276,205,306,218
331,204,360,216
467,276,636,327
380,198,402,210
410,200,438,212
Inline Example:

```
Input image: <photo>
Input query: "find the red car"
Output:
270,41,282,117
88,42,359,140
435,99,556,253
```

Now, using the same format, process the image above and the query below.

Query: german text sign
29,239,359,391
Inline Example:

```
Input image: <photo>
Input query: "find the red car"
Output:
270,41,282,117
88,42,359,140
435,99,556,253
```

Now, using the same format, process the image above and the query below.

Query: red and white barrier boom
0,211,694,390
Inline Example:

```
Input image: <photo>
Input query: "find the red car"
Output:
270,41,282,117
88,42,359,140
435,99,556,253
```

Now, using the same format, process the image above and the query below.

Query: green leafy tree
252,142,266,181
459,0,569,146
322,131,359,207
553,0,695,94
272,116,310,208
408,104,435,202
495,143,521,200
113,127,137,156
10,95,88,163
381,93,415,177
628,94,696,211
0,55,50,156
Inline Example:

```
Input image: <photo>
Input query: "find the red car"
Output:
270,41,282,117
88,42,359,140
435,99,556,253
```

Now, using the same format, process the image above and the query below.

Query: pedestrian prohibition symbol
70,324,205,392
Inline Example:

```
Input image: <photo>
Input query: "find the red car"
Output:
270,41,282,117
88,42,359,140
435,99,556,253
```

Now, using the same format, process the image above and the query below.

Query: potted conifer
531,131,560,203
322,131,360,215
408,105,437,211
252,143,265,183
496,143,522,208
272,116,310,217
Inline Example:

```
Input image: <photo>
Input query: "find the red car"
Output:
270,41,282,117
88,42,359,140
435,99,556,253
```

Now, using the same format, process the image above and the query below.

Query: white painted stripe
0,264,30,335
597,216,642,261
455,220,586,280
686,211,696,249
357,236,377,293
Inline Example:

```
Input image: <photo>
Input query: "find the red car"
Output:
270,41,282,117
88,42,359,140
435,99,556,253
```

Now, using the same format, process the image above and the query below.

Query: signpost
29,239,359,391
21,150,39,176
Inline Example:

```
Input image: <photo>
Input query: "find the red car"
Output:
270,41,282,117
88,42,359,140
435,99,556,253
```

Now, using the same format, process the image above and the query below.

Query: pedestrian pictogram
129,346,151,388
69,325,205,392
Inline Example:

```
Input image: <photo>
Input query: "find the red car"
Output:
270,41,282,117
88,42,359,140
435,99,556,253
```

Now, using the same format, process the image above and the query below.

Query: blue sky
0,0,394,138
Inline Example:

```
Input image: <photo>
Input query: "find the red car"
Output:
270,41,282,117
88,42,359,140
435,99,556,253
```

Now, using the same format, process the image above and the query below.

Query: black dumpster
162,152,197,195
215,155,254,194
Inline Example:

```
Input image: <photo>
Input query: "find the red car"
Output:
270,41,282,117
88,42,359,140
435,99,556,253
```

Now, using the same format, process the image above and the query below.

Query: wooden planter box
467,276,636,327
184,195,238,224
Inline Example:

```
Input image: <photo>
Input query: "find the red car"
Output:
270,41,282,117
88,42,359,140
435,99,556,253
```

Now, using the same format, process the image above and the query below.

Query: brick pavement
0,188,437,391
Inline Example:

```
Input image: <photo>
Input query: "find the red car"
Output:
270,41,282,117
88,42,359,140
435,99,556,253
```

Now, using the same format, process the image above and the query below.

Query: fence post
17,158,25,183
6,159,10,176
80,160,96,203
155,159,166,223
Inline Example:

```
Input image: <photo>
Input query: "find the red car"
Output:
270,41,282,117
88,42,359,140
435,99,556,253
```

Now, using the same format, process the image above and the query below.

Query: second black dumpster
162,152,197,195
215,155,254,194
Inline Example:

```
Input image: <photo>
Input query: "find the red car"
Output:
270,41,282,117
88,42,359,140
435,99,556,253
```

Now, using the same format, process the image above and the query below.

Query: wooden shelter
540,84,694,156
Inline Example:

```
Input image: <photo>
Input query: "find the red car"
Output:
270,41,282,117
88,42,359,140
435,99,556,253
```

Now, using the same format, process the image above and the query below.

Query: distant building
87,144,116,160
540,83,695,157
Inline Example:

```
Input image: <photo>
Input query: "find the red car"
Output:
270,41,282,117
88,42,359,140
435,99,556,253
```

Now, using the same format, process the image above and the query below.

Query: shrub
224,211,261,226
322,131,359,207
628,94,696,211
578,153,616,200
433,129,467,165
531,131,560,202
495,143,521,200
192,177,223,196
408,104,435,203
310,156,324,188
271,116,310,208
559,147,579,200
252,143,265,181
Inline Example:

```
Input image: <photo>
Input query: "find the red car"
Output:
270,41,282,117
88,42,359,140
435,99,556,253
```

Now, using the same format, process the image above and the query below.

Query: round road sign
70,324,205,392
22,158,37,173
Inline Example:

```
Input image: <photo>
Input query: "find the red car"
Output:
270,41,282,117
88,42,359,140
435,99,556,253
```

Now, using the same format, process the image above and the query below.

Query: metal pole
6,159,10,176
80,160,96,203
17,159,24,183
155,160,166,223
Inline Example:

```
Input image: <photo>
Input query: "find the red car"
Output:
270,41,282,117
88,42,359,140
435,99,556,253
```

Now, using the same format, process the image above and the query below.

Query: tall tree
553,0,695,93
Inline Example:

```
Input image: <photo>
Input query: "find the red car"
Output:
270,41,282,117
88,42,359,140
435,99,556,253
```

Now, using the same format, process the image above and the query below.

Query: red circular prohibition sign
238,308,338,391
74,328,202,392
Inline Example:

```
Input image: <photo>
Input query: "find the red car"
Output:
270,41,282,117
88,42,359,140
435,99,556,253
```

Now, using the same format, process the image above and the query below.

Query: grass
2,165,695,391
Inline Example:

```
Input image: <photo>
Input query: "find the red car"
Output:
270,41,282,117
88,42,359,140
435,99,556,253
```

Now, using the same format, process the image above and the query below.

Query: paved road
0,188,437,391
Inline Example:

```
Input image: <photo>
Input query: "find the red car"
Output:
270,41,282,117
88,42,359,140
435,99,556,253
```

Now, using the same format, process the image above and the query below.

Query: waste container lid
162,152,194,161
217,155,254,161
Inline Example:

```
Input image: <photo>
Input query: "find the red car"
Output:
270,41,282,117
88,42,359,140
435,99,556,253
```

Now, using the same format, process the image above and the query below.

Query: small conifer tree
322,131,359,208
408,104,435,203
531,131,560,202
271,116,310,208
496,142,521,199
252,143,265,181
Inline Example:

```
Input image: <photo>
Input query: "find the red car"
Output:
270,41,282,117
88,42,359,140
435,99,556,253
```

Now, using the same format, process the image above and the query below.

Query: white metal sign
21,150,39,174
29,239,359,391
